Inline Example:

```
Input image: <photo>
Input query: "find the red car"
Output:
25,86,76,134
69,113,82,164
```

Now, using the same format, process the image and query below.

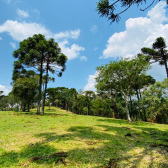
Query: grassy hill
0,107,168,168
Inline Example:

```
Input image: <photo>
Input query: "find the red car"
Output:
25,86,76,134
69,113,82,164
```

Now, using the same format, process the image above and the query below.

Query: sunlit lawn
0,107,168,167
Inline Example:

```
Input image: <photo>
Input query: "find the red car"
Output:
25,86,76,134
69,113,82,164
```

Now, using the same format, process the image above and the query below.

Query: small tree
141,37,168,78
83,91,96,115
12,76,39,112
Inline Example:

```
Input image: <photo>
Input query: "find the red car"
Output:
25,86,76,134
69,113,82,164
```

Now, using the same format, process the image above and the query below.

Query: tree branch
140,0,156,11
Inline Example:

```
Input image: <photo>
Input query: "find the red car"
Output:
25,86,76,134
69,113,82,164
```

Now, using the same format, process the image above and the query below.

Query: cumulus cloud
10,42,16,48
84,2,168,91
0,85,11,95
80,56,87,61
0,37,2,40
54,29,80,40
17,9,29,18
101,1,168,59
59,40,85,60
84,72,98,91
91,25,98,33
0,20,84,59
0,20,81,42
0,20,51,41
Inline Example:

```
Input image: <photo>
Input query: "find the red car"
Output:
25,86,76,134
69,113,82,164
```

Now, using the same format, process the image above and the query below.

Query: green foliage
12,76,39,112
91,98,113,117
141,78,168,123
141,37,168,77
12,34,67,114
97,0,168,23
96,55,150,121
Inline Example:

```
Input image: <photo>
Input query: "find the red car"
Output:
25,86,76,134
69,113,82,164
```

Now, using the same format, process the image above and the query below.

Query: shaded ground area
0,107,168,167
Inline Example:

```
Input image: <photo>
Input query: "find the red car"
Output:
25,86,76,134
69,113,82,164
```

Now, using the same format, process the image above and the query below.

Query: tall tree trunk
161,48,168,78
125,99,131,122
164,57,168,78
124,94,131,122
129,95,132,117
136,89,143,120
37,61,43,114
164,61,168,78
42,63,49,114
139,89,142,99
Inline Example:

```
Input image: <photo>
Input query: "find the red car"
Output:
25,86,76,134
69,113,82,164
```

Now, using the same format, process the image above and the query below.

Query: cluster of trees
0,91,16,111
44,37,168,124
0,34,67,113
46,87,113,118
0,33,167,124
45,77,168,124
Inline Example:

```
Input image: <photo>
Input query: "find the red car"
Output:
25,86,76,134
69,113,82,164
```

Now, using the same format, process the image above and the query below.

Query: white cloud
91,25,98,33
0,20,84,60
94,47,98,51
10,42,16,48
0,85,11,95
101,1,168,59
80,56,87,61
0,37,2,40
59,40,85,60
17,9,29,18
54,29,80,40
0,20,81,42
0,20,51,41
84,72,98,91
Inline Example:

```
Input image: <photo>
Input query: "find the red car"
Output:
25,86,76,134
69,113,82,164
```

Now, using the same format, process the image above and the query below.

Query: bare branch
140,0,156,11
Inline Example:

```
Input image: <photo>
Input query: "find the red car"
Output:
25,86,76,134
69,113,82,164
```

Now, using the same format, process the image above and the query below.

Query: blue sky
0,0,168,95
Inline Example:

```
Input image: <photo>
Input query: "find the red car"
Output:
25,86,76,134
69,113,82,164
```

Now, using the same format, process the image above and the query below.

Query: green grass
0,107,168,168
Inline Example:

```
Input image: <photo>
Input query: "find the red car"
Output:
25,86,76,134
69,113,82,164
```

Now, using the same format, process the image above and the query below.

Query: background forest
0,36,168,124
0,0,168,123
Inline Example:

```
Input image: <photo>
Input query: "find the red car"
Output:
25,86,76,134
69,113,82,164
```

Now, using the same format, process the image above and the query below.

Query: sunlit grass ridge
0,107,168,167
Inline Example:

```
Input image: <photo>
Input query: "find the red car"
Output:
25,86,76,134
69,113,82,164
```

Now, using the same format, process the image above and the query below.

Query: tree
96,55,150,122
141,78,168,123
41,38,67,114
141,37,168,78
132,74,156,120
12,76,39,112
0,91,4,99
83,91,96,115
97,0,168,23
13,34,67,114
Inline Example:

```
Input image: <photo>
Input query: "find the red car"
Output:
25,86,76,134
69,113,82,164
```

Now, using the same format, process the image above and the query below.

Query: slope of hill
0,107,168,167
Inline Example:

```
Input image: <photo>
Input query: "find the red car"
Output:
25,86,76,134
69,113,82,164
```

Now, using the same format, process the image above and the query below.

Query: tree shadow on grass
67,125,168,167
0,142,59,167
1,124,168,167
33,125,168,167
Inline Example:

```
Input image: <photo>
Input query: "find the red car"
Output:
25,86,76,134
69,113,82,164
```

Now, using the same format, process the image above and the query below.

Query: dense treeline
44,77,168,124
0,35,168,124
